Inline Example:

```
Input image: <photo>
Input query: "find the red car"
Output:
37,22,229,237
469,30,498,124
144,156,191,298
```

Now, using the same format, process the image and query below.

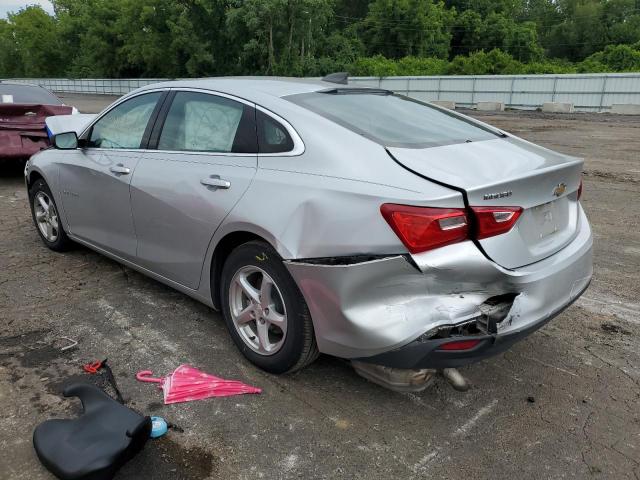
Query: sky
0,0,53,18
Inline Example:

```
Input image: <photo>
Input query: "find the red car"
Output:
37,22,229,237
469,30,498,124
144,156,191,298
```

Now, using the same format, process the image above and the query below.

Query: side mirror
53,131,78,150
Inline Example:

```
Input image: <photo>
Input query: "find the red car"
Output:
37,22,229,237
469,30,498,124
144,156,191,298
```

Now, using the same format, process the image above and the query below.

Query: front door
57,91,164,258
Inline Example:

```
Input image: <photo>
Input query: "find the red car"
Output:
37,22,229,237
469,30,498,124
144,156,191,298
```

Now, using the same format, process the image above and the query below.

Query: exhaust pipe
440,368,469,391
350,363,469,393
351,361,436,392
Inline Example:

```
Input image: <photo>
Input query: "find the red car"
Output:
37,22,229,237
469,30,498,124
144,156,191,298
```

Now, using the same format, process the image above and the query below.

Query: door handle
200,176,231,189
110,164,130,175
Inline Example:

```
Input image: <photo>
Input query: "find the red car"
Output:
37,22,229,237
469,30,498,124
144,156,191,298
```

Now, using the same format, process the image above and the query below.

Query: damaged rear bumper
285,207,593,367
351,278,589,369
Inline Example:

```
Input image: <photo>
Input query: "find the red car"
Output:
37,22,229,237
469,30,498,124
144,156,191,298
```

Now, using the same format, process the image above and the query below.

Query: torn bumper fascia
285,208,593,360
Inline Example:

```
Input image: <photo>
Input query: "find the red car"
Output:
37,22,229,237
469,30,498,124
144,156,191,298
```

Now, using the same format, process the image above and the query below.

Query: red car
0,82,75,164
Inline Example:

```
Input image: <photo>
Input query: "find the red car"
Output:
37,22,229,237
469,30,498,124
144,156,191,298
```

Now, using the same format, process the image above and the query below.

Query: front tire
28,179,73,251
220,240,319,374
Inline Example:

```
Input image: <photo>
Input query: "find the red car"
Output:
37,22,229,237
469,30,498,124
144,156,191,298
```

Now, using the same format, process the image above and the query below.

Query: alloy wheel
229,265,288,355
34,192,59,242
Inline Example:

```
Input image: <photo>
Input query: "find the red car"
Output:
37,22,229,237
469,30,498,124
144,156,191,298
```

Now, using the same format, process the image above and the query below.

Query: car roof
134,77,365,101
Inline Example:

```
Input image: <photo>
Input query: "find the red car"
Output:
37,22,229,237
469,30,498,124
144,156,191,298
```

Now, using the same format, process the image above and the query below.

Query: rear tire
220,240,319,374
28,179,73,251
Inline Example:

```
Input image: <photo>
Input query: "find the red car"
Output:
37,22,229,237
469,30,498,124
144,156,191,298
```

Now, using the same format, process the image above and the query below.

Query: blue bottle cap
150,416,168,438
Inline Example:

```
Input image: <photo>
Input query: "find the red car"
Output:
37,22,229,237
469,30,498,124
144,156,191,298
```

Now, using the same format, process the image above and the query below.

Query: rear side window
0,84,62,105
257,110,294,154
158,92,257,153
285,90,498,149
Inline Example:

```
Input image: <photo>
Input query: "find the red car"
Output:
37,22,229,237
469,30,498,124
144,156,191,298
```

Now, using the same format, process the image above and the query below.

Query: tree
3,6,65,77
1,0,639,78
226,0,334,75
602,0,640,47
53,0,126,77
446,0,521,17
362,0,455,59
544,0,640,61
447,48,522,74
450,10,484,57
334,0,370,19
115,0,229,77
578,44,640,72
0,19,21,76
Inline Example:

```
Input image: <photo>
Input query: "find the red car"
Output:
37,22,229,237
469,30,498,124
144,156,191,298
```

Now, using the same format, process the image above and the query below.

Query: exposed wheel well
210,231,271,309
28,171,44,189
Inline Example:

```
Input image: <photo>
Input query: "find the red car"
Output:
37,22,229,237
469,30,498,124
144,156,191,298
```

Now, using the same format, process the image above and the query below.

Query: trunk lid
0,104,73,160
388,137,583,269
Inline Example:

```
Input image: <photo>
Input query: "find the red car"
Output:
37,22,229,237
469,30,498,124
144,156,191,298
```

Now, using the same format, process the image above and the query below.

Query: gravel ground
1,96,639,480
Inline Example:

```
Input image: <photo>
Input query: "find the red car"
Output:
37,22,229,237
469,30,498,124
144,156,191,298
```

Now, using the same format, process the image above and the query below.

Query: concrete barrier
430,100,456,110
611,104,640,115
542,102,574,113
476,101,505,111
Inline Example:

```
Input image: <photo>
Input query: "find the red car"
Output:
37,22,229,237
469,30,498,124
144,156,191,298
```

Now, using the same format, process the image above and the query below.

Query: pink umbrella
136,364,261,404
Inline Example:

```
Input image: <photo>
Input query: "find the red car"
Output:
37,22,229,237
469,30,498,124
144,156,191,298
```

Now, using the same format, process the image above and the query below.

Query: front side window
158,92,256,153
285,90,498,149
88,92,161,149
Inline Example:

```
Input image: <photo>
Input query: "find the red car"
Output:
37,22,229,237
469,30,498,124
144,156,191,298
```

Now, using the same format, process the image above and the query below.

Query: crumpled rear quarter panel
286,207,592,359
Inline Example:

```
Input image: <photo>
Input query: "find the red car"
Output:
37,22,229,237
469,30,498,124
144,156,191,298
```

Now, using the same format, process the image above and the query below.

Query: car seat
33,383,151,480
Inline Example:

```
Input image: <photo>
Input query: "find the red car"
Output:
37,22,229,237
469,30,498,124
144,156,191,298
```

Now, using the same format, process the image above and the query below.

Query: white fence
4,73,640,111
5,78,166,95
349,73,640,111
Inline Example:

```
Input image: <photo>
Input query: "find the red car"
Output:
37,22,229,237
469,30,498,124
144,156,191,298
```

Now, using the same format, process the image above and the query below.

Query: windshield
0,84,63,105
285,90,498,148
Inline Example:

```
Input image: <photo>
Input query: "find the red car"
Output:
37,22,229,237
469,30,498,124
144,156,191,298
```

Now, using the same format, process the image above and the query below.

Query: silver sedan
25,77,592,378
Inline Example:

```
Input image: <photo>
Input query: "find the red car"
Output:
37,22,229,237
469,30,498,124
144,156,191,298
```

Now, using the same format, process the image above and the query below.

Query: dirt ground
1,95,639,480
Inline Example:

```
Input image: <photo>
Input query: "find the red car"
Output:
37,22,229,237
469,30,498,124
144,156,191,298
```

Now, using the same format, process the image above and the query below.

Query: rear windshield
0,84,62,105
285,90,498,148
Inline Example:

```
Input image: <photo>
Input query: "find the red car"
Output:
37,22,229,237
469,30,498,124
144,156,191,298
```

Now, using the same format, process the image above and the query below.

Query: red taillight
577,179,583,200
471,206,523,240
437,339,481,351
381,204,524,253
380,204,468,254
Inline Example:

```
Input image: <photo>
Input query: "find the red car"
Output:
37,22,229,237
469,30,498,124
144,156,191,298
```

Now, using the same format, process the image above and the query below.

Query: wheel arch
27,169,45,189
209,230,277,309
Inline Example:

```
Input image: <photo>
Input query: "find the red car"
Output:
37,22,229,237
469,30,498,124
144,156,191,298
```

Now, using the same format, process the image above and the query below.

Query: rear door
130,90,258,289
57,91,165,259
